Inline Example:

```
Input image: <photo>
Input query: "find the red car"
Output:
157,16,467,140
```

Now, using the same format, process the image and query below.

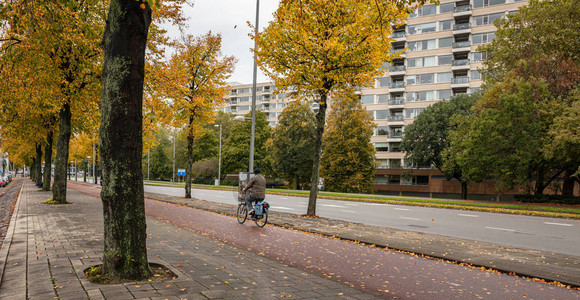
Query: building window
268,121,277,127
377,77,391,88
409,5,436,18
438,89,452,100
421,73,434,84
438,37,453,48
471,52,488,62
474,12,504,26
437,72,452,83
377,94,389,103
408,56,436,68
361,95,375,104
474,0,506,8
438,55,453,65
375,110,388,120
377,126,388,136
471,70,482,80
408,22,437,35
439,20,453,31
375,143,389,152
407,91,435,102
405,108,426,119
408,39,436,52
472,32,496,44
439,3,454,14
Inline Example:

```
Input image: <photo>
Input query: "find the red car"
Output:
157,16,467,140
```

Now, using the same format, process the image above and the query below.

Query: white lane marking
447,282,461,287
401,217,421,221
320,204,347,208
327,250,336,254
344,203,358,206
458,214,479,217
274,206,296,211
544,222,574,227
340,210,356,214
280,197,289,200
393,208,410,211
485,226,516,232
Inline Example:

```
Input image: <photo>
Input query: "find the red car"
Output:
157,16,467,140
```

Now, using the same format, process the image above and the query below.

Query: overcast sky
176,0,281,85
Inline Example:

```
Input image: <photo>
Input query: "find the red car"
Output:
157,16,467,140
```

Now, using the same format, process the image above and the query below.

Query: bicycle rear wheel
236,204,248,224
254,211,268,228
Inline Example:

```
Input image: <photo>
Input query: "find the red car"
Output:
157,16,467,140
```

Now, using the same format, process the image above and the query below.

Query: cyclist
242,168,266,216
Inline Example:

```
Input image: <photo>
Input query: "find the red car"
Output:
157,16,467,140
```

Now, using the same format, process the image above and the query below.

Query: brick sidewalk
0,181,381,300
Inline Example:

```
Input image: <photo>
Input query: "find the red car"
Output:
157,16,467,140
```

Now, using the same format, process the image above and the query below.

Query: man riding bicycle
242,169,266,216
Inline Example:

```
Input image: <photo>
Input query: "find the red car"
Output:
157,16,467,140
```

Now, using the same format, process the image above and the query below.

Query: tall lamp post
214,124,222,186
93,133,96,184
249,0,260,174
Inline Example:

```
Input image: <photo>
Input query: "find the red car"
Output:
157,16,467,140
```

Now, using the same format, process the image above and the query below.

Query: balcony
452,59,470,70
454,5,471,17
453,23,471,31
389,81,405,89
388,115,404,122
390,48,406,57
391,31,406,40
451,76,469,84
388,98,405,107
452,41,471,53
388,65,406,76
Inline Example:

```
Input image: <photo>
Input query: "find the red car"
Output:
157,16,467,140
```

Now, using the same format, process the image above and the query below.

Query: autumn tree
99,0,152,280
268,101,316,189
156,32,235,198
320,95,376,193
253,0,427,215
401,94,478,199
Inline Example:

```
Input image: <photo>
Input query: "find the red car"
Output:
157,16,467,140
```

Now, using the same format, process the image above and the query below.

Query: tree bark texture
307,93,328,216
52,103,72,203
185,128,193,199
99,0,152,280
31,158,36,183
43,131,53,191
35,143,43,185
562,168,575,196
461,180,468,200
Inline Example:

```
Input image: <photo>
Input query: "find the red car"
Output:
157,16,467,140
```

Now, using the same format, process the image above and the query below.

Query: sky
176,0,281,85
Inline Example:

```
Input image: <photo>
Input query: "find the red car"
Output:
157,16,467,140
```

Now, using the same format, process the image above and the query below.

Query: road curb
0,180,24,284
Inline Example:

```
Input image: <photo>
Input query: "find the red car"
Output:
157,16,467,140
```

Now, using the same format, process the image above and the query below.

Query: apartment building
224,0,529,199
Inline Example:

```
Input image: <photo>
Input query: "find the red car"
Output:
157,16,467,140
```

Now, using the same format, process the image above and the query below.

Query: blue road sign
177,169,186,176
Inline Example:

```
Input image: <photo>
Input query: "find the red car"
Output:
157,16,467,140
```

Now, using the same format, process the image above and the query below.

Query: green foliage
267,101,316,189
320,95,376,193
192,158,218,179
222,111,271,175
452,80,553,192
402,94,478,172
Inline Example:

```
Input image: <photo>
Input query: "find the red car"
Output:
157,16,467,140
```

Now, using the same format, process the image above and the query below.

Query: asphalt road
144,184,580,256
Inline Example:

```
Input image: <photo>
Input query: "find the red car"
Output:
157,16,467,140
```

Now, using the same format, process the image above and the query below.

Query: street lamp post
172,131,176,183
147,147,150,181
214,124,222,186
249,0,260,174
93,133,96,184
75,159,77,181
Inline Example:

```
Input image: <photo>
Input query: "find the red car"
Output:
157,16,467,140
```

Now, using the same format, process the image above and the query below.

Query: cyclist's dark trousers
245,195,264,211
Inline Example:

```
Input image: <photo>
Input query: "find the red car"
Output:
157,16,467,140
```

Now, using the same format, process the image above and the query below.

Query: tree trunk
460,180,468,200
52,103,72,203
185,127,193,199
293,174,298,190
307,92,328,216
35,143,43,185
535,168,545,195
43,131,53,191
83,163,87,182
99,0,152,280
562,168,575,196
31,158,36,182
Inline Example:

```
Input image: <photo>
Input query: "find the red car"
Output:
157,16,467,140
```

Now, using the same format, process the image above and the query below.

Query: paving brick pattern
0,181,381,299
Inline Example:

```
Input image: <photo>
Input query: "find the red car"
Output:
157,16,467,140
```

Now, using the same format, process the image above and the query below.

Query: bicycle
236,190,268,228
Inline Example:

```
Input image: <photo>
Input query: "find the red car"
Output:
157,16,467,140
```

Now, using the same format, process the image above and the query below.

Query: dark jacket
246,174,266,199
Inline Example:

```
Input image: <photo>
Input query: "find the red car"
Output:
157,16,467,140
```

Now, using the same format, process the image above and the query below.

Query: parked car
0,176,6,187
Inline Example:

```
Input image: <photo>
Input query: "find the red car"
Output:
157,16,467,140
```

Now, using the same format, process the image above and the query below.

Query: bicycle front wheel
254,211,268,228
236,204,248,224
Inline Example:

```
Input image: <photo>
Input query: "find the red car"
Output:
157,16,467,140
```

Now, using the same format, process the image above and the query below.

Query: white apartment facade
223,0,529,198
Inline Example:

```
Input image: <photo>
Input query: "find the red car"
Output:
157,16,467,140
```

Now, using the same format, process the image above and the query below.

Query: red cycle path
69,183,578,299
